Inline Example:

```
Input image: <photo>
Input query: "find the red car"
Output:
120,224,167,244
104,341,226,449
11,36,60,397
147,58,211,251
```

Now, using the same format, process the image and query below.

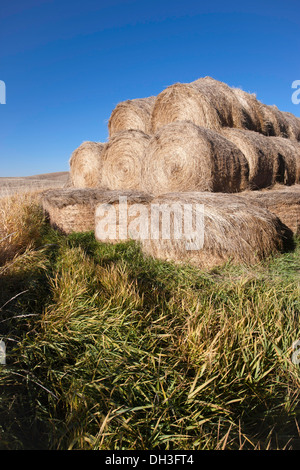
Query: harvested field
0,172,69,198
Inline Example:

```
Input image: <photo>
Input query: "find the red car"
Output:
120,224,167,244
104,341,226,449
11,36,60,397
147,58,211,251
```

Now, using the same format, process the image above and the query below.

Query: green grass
1,201,300,449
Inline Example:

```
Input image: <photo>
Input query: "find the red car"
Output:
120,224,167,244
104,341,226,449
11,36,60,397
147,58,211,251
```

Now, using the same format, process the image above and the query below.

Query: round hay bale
140,192,292,269
150,82,222,133
193,77,264,132
191,76,240,128
231,88,265,133
101,129,151,191
259,104,289,138
42,188,153,235
108,96,156,137
221,128,282,189
69,141,105,188
281,111,300,141
142,121,249,195
240,188,300,235
268,136,297,186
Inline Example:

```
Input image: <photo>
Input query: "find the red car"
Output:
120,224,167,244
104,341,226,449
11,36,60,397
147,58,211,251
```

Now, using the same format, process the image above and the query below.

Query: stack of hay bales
43,76,300,268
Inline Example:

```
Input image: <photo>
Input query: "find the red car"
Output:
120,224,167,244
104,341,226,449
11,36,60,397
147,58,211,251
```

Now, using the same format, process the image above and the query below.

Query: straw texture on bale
268,136,298,186
108,96,156,137
142,121,249,196
150,82,223,133
42,188,153,235
259,104,289,138
241,188,300,235
282,112,300,141
221,128,282,189
140,192,292,269
100,129,151,191
69,141,105,188
191,77,242,128
192,78,265,132
231,87,265,133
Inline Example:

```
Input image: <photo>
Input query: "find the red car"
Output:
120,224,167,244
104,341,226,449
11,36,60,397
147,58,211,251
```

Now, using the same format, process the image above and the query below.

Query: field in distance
0,171,69,197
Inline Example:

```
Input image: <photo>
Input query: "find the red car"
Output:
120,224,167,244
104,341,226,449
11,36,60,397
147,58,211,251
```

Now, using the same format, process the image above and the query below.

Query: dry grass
142,121,249,195
0,191,45,265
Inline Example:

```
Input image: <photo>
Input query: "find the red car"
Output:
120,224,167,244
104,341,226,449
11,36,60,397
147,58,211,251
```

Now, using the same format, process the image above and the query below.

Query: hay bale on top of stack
42,76,300,268
108,96,155,138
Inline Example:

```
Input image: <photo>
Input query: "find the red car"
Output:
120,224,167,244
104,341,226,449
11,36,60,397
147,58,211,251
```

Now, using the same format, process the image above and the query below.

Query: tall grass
1,192,300,449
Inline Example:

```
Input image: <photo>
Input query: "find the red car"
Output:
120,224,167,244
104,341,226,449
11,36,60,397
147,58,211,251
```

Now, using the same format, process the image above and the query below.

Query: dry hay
150,82,223,133
259,104,289,138
191,77,242,128
139,192,292,269
192,78,265,132
42,188,153,235
221,128,283,189
241,188,300,235
69,141,105,188
267,136,298,186
100,129,151,191
231,87,265,133
142,121,249,195
108,96,156,137
281,111,300,141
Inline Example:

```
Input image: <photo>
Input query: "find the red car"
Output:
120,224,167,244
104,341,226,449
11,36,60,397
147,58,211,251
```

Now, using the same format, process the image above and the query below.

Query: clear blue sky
1,0,299,176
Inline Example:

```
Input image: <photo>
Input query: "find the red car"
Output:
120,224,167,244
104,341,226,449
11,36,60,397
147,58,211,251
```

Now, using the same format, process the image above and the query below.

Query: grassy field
1,191,300,450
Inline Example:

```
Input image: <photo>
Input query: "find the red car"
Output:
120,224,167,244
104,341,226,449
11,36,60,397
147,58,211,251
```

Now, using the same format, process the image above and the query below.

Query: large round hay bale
42,188,153,235
69,141,105,188
268,136,297,186
150,82,222,133
281,111,300,141
241,188,300,235
142,121,249,195
259,104,289,138
139,192,292,269
191,76,241,128
231,88,265,133
221,128,281,189
108,96,156,137
100,129,151,191
192,77,265,132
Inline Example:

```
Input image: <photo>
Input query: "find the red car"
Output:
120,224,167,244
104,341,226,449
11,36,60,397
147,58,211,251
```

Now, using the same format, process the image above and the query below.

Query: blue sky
0,0,299,176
